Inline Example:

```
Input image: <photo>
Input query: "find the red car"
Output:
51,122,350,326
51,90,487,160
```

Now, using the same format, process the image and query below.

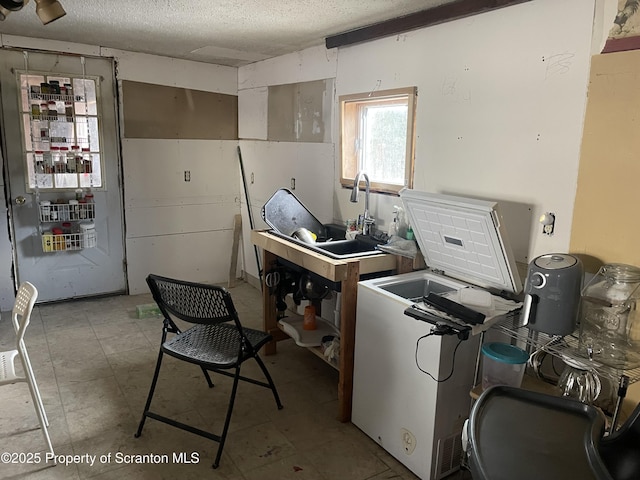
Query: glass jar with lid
579,263,640,368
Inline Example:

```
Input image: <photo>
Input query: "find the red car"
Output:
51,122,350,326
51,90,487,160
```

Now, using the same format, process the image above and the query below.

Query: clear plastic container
80,221,96,248
579,263,640,368
481,342,529,390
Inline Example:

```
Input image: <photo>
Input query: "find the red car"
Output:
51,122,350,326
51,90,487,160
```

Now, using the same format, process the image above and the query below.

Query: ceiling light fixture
0,0,24,11
0,0,65,24
34,0,65,24
0,0,24,21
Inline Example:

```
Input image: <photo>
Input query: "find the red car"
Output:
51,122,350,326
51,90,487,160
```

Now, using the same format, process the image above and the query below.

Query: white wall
334,0,596,265
104,49,241,294
238,0,602,272
238,45,337,281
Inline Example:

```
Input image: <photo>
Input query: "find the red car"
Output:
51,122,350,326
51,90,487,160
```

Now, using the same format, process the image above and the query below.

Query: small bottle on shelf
78,199,87,219
66,148,76,173
39,124,49,142
59,147,69,172
47,101,57,119
83,189,94,220
51,227,65,251
50,147,61,172
81,148,92,173
34,151,45,173
42,231,53,252
49,80,60,95
50,201,58,222
43,150,53,173
40,200,51,222
71,222,81,247
80,221,96,248
68,199,79,220
62,222,72,249
71,146,82,173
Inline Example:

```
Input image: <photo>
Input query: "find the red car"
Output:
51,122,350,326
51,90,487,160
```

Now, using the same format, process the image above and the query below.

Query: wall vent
435,431,463,479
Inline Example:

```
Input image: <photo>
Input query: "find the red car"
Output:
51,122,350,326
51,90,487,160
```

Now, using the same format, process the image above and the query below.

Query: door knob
14,196,26,205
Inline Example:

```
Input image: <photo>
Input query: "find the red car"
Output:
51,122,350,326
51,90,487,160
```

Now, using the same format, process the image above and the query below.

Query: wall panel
122,81,237,140
570,49,640,271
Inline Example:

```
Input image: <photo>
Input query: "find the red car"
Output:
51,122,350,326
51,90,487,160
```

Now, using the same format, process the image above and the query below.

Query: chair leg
200,366,214,388
254,354,283,410
22,362,55,460
135,349,165,438
22,350,49,426
212,365,241,469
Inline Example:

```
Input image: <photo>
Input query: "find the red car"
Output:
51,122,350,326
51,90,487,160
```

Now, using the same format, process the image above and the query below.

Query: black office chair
135,274,283,468
599,402,640,480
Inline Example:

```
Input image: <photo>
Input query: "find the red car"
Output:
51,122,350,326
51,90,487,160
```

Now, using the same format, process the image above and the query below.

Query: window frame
339,86,417,195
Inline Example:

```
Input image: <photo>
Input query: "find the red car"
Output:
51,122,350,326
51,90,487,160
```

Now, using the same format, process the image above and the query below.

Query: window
340,87,416,194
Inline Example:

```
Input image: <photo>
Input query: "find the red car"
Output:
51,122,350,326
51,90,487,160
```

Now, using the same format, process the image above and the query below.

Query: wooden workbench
252,230,410,422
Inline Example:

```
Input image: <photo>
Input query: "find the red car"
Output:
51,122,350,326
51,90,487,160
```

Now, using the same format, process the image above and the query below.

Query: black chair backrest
146,274,238,326
600,402,640,480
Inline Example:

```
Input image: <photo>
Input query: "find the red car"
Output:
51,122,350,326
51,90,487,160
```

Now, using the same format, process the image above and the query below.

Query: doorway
0,49,126,302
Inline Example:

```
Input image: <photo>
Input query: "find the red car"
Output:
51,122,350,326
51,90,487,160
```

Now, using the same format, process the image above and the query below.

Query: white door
0,50,126,302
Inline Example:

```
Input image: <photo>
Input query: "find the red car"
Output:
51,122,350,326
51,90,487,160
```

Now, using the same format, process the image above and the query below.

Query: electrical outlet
291,177,296,190
539,212,555,235
401,428,417,455
250,172,254,184
184,170,191,182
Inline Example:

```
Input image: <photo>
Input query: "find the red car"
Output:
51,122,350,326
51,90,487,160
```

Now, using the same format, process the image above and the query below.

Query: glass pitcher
578,263,640,369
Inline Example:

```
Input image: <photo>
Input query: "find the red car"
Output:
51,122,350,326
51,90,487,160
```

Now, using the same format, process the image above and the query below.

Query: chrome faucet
350,171,374,235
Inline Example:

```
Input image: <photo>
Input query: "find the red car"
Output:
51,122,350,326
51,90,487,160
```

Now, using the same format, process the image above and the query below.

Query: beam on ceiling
325,0,532,49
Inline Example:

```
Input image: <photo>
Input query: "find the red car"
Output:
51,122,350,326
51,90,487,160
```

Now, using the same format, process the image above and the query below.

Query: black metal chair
465,386,613,480
599,402,640,480
135,274,283,468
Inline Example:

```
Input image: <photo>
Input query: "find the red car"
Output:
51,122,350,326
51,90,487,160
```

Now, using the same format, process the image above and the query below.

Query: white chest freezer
352,190,522,480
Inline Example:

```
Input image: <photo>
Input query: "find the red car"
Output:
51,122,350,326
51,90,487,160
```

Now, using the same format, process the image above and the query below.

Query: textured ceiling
0,0,453,67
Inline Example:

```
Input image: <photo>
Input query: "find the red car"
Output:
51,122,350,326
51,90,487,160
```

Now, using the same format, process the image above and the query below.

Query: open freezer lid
400,189,522,294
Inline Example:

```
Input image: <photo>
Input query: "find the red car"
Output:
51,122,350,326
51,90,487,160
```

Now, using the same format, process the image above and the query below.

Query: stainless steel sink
313,237,382,259
269,230,383,260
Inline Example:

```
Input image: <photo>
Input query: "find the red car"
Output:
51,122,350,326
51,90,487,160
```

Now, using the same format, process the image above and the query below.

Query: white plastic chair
0,282,54,459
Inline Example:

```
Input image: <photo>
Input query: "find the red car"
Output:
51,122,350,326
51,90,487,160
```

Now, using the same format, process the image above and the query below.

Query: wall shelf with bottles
42,230,97,252
38,194,96,253
19,54,105,253
21,74,103,191
39,200,95,222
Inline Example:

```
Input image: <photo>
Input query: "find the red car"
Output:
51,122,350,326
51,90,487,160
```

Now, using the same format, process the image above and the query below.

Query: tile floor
0,281,472,480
